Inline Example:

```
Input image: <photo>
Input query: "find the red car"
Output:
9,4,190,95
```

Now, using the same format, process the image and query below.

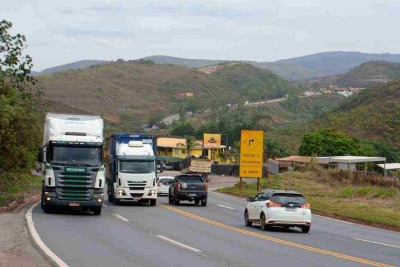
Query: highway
30,190,400,267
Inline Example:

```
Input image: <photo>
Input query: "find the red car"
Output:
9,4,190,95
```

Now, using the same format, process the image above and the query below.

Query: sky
2,0,400,71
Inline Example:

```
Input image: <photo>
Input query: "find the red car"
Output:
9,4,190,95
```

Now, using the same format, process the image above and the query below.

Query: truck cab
106,134,158,206
38,113,105,215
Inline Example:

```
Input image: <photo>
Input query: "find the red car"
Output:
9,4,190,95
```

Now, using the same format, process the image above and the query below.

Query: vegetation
336,61,400,87
0,20,42,206
313,81,400,152
218,165,400,229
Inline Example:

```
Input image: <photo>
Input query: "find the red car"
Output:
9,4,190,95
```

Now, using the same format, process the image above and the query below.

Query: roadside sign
239,130,264,178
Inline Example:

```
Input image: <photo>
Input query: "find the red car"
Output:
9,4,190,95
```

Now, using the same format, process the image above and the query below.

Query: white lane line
152,234,203,253
210,191,246,201
217,204,234,210
354,238,400,249
112,213,130,222
26,202,70,267
313,214,354,225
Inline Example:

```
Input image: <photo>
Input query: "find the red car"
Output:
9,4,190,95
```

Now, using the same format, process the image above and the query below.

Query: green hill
335,61,400,87
39,61,294,132
313,81,400,149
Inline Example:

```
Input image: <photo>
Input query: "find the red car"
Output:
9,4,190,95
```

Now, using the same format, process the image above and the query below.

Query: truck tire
168,196,173,204
113,196,120,206
150,199,156,206
40,184,45,210
194,200,200,205
108,185,114,203
201,199,207,206
93,208,102,215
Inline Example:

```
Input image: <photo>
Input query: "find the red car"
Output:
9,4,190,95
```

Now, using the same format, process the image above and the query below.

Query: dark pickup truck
169,174,208,206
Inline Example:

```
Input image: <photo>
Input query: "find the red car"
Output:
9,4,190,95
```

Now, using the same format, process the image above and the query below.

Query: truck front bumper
42,197,103,209
115,187,157,200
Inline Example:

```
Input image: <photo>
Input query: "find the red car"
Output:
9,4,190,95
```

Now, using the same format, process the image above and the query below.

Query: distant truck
38,113,105,215
106,134,159,206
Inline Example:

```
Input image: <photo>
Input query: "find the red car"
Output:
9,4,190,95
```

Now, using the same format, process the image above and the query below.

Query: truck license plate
189,193,197,197
69,202,80,207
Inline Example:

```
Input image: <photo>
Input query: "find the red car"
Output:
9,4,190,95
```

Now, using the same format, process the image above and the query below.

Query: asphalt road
31,191,400,267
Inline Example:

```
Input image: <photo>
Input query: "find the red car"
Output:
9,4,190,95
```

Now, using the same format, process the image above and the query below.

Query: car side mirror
247,197,254,202
37,148,43,163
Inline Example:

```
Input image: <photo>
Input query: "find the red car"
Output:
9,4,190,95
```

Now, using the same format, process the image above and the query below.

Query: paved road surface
31,188,400,267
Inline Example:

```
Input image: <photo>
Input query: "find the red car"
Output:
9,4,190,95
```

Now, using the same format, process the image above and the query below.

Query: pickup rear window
271,193,306,205
176,175,204,183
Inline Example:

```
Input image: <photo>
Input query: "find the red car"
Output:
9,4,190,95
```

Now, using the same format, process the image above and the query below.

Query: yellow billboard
239,130,264,178
203,133,221,146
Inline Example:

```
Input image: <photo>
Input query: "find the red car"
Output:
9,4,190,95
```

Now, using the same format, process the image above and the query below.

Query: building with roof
157,137,187,159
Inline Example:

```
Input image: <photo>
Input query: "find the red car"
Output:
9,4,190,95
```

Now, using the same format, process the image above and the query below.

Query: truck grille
127,181,147,191
54,167,97,201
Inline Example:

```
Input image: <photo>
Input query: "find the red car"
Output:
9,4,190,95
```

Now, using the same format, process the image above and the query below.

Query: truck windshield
49,146,102,166
119,160,155,174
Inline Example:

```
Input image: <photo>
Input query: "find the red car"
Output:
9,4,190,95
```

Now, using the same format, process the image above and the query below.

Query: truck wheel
201,200,207,206
93,208,102,215
194,200,200,205
108,185,114,203
150,199,156,206
40,184,45,210
113,196,120,206
173,196,180,205
168,195,173,204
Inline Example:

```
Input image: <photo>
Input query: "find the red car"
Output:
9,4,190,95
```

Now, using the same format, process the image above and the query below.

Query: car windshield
159,178,173,184
177,176,203,183
271,193,306,205
119,160,155,174
49,145,102,166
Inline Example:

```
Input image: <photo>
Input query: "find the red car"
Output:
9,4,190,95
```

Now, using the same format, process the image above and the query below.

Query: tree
169,120,196,137
299,129,364,157
0,20,41,171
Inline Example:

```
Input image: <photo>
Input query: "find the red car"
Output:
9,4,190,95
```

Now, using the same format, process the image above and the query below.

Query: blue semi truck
105,133,161,206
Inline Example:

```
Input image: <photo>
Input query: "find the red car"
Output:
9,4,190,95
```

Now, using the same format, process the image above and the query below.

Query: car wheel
201,200,207,206
93,208,102,215
173,196,180,205
150,199,156,206
194,200,200,205
260,213,268,231
244,210,252,226
301,225,310,233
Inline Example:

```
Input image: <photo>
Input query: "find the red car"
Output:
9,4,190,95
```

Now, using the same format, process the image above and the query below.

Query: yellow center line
161,205,393,267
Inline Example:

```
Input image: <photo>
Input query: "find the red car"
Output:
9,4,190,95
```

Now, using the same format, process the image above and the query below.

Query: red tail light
205,183,208,191
157,183,160,187
267,201,282,208
177,183,181,190
300,203,311,209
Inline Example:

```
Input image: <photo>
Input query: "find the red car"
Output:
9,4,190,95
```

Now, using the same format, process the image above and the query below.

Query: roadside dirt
0,206,50,267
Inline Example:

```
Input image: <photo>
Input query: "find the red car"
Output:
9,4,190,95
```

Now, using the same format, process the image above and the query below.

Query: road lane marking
313,214,354,225
112,213,129,222
26,202,70,267
354,238,400,249
152,234,203,253
210,191,246,201
217,204,234,210
161,205,393,267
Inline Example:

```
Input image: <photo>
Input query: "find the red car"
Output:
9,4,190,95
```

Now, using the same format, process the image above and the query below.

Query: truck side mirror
37,148,43,163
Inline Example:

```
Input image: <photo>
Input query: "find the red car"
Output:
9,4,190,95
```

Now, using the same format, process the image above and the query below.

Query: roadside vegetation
218,165,400,229
0,20,42,207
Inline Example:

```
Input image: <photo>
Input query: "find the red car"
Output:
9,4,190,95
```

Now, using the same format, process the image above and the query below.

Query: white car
157,176,174,196
244,189,312,233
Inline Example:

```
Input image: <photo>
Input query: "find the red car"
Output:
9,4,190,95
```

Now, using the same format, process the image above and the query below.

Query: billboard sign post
239,129,264,191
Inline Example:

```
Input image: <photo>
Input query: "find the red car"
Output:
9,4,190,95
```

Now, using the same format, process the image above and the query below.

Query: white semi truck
106,134,159,206
38,113,105,215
